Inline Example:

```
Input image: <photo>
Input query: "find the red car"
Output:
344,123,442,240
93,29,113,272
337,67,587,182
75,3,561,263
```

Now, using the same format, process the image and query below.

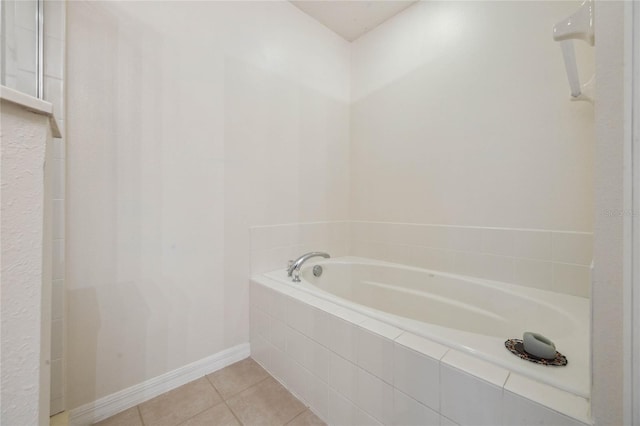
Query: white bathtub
261,256,589,399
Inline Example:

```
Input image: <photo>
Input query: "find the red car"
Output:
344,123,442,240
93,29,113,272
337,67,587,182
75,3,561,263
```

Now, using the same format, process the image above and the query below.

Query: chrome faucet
287,252,330,282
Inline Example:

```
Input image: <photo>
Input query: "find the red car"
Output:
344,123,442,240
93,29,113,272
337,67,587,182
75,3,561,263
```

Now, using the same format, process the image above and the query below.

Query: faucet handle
292,269,301,283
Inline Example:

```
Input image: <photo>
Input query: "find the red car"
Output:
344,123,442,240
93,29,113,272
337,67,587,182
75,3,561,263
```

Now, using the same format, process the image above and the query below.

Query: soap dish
504,339,568,366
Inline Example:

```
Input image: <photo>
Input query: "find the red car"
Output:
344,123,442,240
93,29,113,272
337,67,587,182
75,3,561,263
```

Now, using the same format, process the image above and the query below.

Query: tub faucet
287,252,330,282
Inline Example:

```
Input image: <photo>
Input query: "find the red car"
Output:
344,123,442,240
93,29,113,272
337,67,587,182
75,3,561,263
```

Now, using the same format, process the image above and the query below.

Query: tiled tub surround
249,221,593,298
350,222,592,298
250,222,350,275
249,277,591,426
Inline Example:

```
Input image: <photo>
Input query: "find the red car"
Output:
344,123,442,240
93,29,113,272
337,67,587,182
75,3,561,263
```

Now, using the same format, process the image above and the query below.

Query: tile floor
94,358,325,426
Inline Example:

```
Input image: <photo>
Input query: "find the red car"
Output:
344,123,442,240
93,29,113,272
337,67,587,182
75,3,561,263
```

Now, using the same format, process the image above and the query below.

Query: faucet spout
287,251,330,282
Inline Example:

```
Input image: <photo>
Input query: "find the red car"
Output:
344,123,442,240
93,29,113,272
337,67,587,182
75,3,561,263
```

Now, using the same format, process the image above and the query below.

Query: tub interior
301,261,579,339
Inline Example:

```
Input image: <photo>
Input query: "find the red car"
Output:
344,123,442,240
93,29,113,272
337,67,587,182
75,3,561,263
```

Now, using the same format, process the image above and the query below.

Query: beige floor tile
226,377,306,426
207,358,269,400
139,378,223,426
93,407,142,426
50,411,69,426
285,410,326,426
178,403,240,426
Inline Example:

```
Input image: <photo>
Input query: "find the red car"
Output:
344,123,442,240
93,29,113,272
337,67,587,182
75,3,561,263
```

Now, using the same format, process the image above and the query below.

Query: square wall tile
551,232,593,266
355,368,394,425
328,388,359,426
354,408,383,426
306,373,329,421
445,226,483,252
350,221,371,243
393,341,440,411
250,249,274,276
51,318,64,360
51,396,64,416
552,263,590,298
440,364,503,426
453,252,514,283
52,239,65,280
512,230,552,261
44,77,64,118
328,352,358,402
53,199,65,240
356,326,394,384
285,326,307,366
250,305,269,342
311,308,333,349
271,290,288,323
440,415,459,426
286,296,314,337
44,36,64,79
385,243,410,265
441,351,509,388
287,327,329,383
51,359,64,399
52,279,64,320
324,314,357,362
406,246,454,273
513,258,553,291
503,391,589,426
270,317,287,352
52,158,65,200
270,345,290,386
52,136,65,159
305,338,330,383
393,389,439,426
286,361,309,404
251,336,271,372
55,119,65,140
251,283,274,313
481,229,514,257
350,240,370,258
395,333,448,360
504,373,590,425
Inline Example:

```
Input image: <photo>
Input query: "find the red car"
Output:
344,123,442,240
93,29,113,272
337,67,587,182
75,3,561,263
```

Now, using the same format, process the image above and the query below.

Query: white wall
350,1,594,232
0,99,51,426
592,2,626,424
65,0,350,410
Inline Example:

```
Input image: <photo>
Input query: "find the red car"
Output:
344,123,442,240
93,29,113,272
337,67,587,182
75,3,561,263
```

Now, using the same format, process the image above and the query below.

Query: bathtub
261,256,588,395
250,256,590,425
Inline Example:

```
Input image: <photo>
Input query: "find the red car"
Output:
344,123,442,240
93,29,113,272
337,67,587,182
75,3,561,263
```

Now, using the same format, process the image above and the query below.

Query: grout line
135,405,145,426
203,374,224,399
171,376,227,426
283,408,309,425
225,401,244,426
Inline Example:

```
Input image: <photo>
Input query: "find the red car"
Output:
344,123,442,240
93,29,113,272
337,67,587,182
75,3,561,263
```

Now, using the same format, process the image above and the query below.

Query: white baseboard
68,343,250,426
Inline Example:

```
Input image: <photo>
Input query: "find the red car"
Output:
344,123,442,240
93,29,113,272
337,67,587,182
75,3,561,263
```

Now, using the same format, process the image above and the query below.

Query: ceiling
290,1,419,42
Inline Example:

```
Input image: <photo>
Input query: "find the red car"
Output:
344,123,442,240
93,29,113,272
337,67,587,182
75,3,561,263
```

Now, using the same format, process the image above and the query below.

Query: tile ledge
441,349,510,388
504,373,592,425
394,332,449,361
1,85,61,137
